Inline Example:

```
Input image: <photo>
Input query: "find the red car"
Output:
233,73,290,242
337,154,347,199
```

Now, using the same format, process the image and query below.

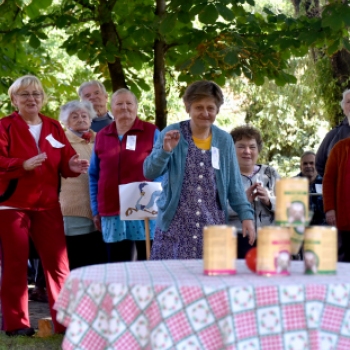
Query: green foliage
314,55,346,128
216,54,329,176
0,0,348,177
1,0,349,98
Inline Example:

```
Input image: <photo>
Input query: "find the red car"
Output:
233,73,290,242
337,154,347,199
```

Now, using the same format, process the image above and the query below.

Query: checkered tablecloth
55,260,350,350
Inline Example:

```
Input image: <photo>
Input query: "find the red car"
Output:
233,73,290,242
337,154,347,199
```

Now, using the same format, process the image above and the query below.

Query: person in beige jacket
59,100,107,269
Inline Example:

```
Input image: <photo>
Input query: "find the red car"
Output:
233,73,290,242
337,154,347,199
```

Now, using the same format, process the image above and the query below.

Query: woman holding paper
144,80,255,260
89,88,160,262
0,75,89,336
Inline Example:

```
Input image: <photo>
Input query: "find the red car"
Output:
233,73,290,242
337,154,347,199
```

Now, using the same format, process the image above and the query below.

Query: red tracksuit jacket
0,111,78,210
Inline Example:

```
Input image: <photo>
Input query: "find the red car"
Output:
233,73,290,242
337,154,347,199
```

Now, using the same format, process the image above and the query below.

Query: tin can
275,178,309,227
257,226,291,276
304,226,337,275
203,225,237,275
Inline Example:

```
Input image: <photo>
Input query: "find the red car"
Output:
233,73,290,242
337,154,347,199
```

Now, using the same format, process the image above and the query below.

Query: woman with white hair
0,76,89,336
59,100,107,269
316,88,350,176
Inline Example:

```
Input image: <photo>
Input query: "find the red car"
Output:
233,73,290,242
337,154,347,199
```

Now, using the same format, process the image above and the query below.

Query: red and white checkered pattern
282,304,307,331
321,305,346,332
255,286,279,307
55,260,350,349
233,311,257,339
260,334,283,350
207,290,229,319
166,312,192,341
199,324,224,349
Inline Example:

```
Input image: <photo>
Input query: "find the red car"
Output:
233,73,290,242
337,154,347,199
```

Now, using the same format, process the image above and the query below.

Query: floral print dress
151,120,225,260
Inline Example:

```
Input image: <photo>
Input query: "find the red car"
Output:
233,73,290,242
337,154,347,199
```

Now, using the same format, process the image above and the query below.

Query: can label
257,227,291,276
304,226,337,274
290,226,305,255
203,226,237,275
275,178,309,226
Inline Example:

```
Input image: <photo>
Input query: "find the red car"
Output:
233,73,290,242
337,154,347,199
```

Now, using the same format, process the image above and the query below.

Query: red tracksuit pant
0,207,69,333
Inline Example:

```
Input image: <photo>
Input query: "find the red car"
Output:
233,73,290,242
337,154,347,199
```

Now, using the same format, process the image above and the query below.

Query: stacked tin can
270,178,337,275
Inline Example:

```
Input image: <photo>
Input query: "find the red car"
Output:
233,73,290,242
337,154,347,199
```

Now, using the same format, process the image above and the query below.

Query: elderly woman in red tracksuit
0,75,89,337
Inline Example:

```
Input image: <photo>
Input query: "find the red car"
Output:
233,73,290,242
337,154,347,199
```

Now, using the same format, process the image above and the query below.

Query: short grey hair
340,88,350,111
59,100,97,126
300,151,316,161
78,80,107,97
111,88,138,108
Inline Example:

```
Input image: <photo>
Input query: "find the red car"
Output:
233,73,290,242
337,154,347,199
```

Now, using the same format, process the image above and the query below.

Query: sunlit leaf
29,34,40,49
343,38,350,53
190,58,206,75
26,2,40,18
178,11,192,24
215,4,234,21
160,13,177,35
77,49,89,61
224,51,239,66
198,4,218,25
15,0,32,9
326,40,341,55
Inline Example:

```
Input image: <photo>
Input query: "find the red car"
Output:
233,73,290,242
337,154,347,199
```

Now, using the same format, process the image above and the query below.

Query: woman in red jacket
323,137,350,262
0,75,89,336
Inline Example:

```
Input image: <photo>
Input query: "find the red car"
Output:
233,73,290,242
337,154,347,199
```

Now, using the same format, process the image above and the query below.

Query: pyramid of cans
257,178,337,276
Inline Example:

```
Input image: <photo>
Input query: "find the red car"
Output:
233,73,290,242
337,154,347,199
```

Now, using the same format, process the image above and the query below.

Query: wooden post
37,317,53,337
144,218,151,260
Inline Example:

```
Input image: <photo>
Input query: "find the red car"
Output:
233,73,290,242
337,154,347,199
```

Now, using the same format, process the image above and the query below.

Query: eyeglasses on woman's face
15,92,43,100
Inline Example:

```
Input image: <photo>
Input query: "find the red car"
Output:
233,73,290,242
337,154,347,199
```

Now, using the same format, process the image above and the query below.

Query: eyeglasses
15,93,43,100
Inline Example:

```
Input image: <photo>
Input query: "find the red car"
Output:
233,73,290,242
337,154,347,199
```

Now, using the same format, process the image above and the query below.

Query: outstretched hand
69,154,89,174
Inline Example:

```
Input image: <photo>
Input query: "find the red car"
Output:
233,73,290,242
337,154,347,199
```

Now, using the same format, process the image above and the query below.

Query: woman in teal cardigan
144,80,255,259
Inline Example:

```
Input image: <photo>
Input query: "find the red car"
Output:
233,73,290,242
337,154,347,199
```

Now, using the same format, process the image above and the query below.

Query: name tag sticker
126,135,136,150
211,147,220,169
45,134,65,148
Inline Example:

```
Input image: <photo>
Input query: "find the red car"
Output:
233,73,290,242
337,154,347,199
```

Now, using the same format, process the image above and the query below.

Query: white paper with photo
119,182,162,220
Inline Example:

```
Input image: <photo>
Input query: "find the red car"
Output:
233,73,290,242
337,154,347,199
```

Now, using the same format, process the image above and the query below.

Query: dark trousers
65,231,108,270
29,239,46,288
106,240,153,262
338,230,350,262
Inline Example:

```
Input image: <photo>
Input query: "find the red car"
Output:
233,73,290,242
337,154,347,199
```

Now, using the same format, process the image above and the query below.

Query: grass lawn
0,333,63,349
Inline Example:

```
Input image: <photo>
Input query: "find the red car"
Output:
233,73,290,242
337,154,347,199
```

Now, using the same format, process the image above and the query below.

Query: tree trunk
98,0,127,91
154,0,167,130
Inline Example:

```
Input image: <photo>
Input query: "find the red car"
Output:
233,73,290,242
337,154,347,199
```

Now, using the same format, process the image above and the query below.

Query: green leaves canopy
0,0,349,111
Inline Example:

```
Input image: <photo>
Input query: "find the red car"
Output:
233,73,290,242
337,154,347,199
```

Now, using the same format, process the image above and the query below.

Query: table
55,260,350,350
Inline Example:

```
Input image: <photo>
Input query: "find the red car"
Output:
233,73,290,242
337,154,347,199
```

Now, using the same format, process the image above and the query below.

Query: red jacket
90,117,157,216
0,112,78,210
323,137,350,230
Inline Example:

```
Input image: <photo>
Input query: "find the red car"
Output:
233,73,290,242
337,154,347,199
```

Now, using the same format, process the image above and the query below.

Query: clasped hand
23,153,47,171
246,183,270,207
